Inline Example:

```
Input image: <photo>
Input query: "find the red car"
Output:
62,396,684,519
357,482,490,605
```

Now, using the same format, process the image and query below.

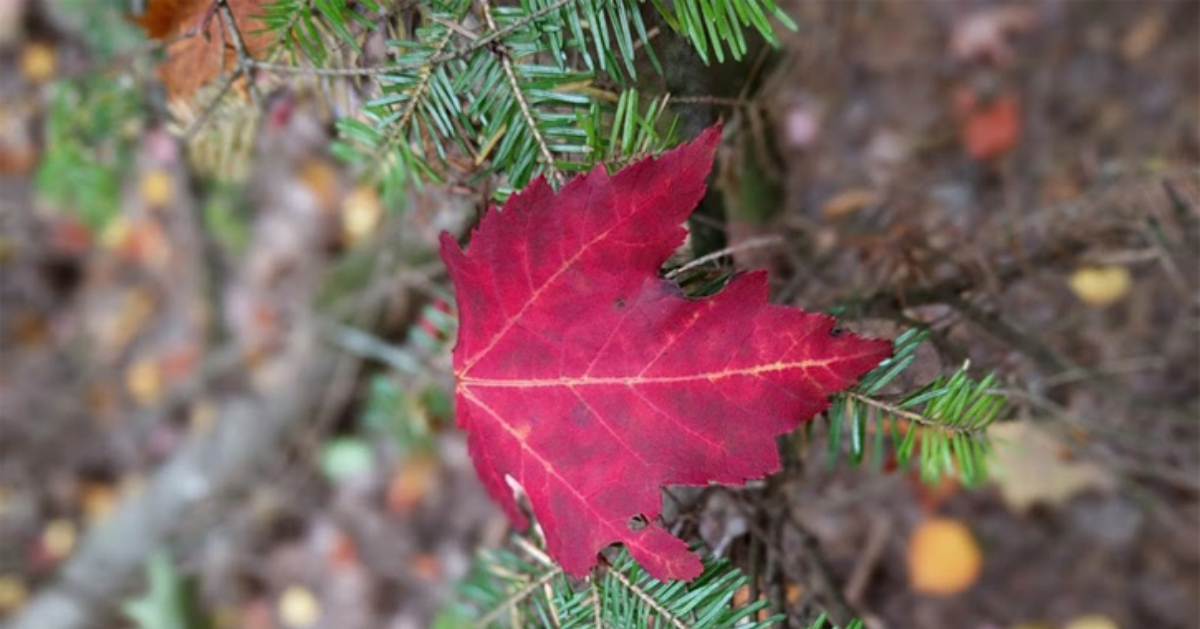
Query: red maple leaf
440,126,891,581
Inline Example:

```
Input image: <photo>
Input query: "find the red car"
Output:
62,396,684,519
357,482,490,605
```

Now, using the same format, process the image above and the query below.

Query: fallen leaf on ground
988,420,1116,512
342,184,382,245
1069,265,1131,307
1121,9,1167,62
441,125,891,580
20,41,55,82
907,517,983,596
1064,615,1121,629
139,168,175,208
955,90,1021,161
949,6,1037,67
127,358,163,405
278,585,320,628
821,189,880,221
299,159,340,212
386,454,438,514
80,481,119,524
41,518,77,561
0,575,27,614
133,0,275,99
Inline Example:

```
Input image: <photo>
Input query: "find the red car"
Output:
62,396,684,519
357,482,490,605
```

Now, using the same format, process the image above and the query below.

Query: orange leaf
133,0,275,99
959,93,1021,161
907,517,982,596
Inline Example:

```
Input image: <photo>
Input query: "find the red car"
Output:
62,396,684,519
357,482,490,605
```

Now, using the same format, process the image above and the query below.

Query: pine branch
473,567,563,628
480,0,564,186
448,536,779,629
823,329,1007,485
254,0,582,77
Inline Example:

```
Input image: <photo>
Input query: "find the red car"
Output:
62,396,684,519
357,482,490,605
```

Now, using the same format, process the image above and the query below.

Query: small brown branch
665,235,784,280
183,0,261,140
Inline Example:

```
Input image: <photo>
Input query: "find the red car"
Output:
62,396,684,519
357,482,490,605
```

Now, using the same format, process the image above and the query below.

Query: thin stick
215,0,262,109
473,567,563,628
184,0,260,140
665,235,784,280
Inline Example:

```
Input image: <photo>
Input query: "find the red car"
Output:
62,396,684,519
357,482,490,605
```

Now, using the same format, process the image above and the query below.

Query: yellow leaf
0,575,28,614
140,168,175,208
299,159,340,211
906,517,982,596
1064,614,1120,629
126,358,163,405
1069,265,1131,307
1121,10,1166,62
21,42,55,82
988,421,1115,512
42,519,76,560
81,482,118,524
341,185,382,246
820,189,880,221
278,585,320,628
386,454,438,515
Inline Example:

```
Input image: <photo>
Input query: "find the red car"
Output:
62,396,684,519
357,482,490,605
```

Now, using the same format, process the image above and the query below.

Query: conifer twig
479,0,564,186
473,567,563,628
844,391,987,436
606,569,692,629
370,29,456,168
248,0,579,78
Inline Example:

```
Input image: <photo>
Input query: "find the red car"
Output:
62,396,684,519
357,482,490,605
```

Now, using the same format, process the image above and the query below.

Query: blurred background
0,1,1197,628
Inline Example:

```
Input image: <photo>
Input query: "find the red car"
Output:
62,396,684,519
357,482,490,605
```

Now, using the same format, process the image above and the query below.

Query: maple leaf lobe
441,126,891,581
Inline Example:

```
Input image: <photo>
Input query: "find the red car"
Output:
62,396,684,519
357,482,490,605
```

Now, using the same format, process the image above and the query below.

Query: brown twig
183,0,260,140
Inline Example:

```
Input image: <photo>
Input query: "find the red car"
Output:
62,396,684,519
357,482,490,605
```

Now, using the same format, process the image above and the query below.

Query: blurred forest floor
1,1,1198,629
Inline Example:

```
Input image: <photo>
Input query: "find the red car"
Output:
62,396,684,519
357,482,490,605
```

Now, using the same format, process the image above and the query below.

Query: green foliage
122,552,213,629
54,0,144,58
824,329,1007,486
650,0,796,64
276,0,794,202
358,374,440,455
262,0,382,64
441,537,783,629
35,76,145,229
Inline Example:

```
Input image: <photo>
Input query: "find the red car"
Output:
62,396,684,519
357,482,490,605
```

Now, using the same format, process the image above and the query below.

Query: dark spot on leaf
830,327,845,338
614,298,626,309
627,514,648,531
